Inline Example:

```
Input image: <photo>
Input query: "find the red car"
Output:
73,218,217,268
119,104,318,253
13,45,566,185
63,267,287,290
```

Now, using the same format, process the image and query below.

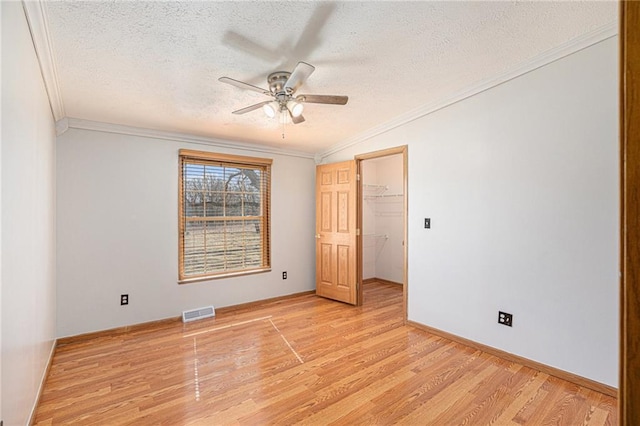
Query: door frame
355,146,408,321
620,1,639,424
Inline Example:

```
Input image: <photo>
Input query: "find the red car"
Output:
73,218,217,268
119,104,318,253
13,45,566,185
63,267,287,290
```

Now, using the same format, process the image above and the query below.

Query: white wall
361,161,377,280
361,155,404,284
1,2,58,424
323,37,619,386
372,155,404,283
56,128,316,337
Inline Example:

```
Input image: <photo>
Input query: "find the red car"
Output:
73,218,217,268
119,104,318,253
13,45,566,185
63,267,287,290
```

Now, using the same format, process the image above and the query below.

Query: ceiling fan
219,62,348,124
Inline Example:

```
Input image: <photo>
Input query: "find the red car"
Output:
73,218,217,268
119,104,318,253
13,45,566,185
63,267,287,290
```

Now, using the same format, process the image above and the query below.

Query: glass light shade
287,100,304,117
263,101,279,118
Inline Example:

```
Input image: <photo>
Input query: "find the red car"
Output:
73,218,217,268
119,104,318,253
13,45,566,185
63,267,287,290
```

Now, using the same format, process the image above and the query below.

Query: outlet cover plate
498,311,513,327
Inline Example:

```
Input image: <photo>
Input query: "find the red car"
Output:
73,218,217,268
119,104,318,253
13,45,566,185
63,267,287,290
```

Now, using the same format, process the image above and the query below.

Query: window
178,149,272,282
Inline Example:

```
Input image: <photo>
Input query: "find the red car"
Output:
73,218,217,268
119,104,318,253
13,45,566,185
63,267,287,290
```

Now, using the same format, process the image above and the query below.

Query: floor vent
182,306,215,323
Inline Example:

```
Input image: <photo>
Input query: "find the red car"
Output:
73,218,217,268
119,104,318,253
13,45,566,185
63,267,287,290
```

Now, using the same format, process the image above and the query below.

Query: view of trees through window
183,165,262,217
179,152,271,280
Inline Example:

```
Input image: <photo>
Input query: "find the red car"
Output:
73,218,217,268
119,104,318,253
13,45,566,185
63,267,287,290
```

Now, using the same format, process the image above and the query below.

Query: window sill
178,267,272,284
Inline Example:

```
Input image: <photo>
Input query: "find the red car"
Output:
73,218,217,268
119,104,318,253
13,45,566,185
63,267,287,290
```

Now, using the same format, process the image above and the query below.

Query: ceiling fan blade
232,101,272,115
284,62,315,93
222,31,282,64
219,77,271,96
297,94,348,105
290,3,336,62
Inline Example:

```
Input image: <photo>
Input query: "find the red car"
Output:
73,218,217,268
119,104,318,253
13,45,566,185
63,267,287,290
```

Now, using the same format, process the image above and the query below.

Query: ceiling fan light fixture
287,100,304,118
263,101,279,118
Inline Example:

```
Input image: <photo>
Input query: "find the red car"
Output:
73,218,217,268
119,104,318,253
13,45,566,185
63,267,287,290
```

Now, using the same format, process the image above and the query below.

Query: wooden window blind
178,150,272,282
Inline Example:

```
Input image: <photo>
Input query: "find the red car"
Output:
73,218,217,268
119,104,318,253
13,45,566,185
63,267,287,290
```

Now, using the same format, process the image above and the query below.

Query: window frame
178,149,272,283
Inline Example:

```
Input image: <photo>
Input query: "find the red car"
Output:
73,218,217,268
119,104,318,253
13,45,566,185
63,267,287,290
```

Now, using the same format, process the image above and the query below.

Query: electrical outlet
424,218,431,229
282,271,287,280
121,294,129,305
498,311,513,327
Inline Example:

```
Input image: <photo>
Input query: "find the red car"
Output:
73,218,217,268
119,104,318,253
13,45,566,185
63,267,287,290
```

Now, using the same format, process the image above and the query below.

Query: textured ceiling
42,1,617,154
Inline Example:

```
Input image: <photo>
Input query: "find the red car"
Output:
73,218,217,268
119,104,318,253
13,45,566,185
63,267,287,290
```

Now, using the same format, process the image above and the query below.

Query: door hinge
356,229,361,236
356,174,361,181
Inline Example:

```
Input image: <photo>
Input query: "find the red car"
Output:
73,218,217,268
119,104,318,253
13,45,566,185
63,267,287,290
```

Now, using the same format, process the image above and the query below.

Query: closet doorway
356,146,407,320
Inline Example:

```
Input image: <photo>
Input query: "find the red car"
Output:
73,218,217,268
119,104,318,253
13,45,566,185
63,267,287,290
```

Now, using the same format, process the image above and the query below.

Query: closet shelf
364,194,404,199
363,184,388,190
363,233,389,239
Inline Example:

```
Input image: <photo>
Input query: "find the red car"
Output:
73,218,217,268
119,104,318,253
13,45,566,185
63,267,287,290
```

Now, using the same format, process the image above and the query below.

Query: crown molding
22,0,65,121
64,118,316,159
319,21,619,162
55,117,69,136
24,0,616,162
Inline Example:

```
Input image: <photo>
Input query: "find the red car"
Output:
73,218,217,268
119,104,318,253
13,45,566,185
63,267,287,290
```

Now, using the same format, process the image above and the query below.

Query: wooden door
315,160,358,305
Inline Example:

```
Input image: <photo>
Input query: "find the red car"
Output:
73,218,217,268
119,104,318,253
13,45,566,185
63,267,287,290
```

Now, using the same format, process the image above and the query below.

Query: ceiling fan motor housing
267,72,292,95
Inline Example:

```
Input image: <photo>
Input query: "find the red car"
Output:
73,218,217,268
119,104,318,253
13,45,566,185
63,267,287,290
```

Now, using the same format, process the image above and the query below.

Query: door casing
355,146,408,320
620,2,640,424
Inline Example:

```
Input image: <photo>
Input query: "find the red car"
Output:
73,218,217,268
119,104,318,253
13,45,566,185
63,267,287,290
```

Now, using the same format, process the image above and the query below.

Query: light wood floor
35,282,617,425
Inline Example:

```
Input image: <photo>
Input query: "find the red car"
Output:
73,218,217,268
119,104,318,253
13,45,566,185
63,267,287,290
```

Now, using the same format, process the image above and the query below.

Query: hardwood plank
34,283,616,425
363,277,403,286
408,320,617,397
488,369,549,425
